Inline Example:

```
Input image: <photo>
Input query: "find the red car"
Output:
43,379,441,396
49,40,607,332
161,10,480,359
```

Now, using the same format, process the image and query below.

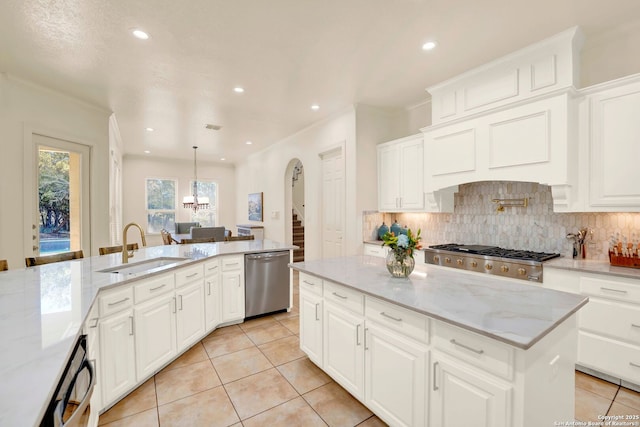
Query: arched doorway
285,159,305,262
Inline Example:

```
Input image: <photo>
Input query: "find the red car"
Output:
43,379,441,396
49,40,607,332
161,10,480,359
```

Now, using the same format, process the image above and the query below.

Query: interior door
321,147,345,259
28,134,91,256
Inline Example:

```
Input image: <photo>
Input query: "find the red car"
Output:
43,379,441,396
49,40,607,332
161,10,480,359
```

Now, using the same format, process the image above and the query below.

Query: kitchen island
0,240,295,427
290,255,589,427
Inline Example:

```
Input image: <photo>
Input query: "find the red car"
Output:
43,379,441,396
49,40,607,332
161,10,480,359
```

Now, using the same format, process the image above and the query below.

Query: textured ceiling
1,0,640,163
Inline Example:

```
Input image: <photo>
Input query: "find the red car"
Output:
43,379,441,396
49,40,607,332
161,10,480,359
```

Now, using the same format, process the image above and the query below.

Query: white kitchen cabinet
221,255,245,322
300,289,323,367
378,135,424,212
204,259,221,331
364,322,428,427
363,243,388,258
134,292,177,381
582,75,640,211
430,350,512,427
99,308,136,406
175,280,205,351
323,299,365,400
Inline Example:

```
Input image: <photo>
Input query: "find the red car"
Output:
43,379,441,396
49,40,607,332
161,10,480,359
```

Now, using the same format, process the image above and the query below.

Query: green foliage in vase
381,228,422,259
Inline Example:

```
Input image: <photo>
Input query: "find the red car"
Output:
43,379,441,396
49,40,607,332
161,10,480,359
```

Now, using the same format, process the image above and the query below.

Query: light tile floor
99,273,640,426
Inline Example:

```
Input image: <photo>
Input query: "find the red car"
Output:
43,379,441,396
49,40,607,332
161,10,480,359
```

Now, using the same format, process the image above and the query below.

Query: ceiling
2,0,640,164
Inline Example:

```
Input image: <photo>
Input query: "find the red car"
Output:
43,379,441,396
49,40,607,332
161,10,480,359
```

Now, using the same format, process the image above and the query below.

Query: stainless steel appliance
245,251,290,317
424,244,561,282
41,335,96,427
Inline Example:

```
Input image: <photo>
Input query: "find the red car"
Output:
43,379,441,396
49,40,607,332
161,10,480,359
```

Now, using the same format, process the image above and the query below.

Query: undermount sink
98,257,190,275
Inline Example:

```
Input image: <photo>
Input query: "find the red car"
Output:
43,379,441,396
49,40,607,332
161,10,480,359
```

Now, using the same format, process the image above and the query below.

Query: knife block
608,251,640,269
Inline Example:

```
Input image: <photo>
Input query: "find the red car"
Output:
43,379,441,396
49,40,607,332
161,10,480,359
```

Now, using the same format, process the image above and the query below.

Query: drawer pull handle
315,303,319,321
207,265,218,271
364,327,369,350
332,292,347,300
107,297,130,306
129,316,134,336
600,287,628,294
88,317,98,328
630,362,640,369
303,280,315,286
207,281,211,296
178,295,183,310
380,312,402,322
186,272,199,278
356,324,361,346
227,262,239,266
150,284,166,291
632,324,640,329
450,339,484,355
433,361,439,391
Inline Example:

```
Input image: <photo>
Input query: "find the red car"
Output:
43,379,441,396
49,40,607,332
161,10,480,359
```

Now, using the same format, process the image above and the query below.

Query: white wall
0,74,110,268
122,155,236,246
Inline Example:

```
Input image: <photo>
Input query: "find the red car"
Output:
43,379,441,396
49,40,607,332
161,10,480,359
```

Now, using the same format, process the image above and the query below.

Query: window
190,180,218,227
146,178,177,233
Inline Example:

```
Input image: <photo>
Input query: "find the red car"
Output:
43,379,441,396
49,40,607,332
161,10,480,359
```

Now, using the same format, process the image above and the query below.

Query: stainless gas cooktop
424,244,561,282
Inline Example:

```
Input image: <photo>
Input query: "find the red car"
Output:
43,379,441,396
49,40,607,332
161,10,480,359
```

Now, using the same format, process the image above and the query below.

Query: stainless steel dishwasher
244,251,291,318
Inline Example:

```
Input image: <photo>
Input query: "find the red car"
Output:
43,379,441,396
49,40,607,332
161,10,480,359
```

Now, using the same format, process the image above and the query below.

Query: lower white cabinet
299,290,323,366
175,281,205,350
99,309,136,405
365,322,427,427
221,255,245,322
204,259,221,331
134,292,177,381
430,350,512,427
323,300,365,400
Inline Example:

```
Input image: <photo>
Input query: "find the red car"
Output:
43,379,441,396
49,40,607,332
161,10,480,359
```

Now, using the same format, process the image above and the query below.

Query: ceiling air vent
205,124,222,131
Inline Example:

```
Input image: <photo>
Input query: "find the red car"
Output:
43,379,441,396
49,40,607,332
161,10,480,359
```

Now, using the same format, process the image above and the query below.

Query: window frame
145,177,178,234
188,179,218,227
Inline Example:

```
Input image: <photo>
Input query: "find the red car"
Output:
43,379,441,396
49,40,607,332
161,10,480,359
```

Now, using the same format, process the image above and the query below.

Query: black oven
40,334,96,427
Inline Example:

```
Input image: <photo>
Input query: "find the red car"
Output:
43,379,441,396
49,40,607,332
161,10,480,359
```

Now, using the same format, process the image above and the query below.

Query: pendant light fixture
183,146,210,211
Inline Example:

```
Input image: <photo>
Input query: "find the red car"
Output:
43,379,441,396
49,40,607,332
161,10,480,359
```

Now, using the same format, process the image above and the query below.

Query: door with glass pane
32,134,91,256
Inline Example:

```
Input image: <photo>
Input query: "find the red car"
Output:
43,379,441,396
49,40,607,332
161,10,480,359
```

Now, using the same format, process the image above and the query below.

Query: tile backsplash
364,181,640,261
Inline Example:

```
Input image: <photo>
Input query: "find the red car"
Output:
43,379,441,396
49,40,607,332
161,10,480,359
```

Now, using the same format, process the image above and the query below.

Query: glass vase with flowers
381,228,422,278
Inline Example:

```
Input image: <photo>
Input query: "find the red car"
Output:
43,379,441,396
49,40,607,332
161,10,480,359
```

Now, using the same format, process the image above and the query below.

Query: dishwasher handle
245,252,289,261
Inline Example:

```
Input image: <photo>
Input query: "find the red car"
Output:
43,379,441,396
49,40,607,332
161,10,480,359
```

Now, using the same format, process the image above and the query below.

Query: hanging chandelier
183,146,210,212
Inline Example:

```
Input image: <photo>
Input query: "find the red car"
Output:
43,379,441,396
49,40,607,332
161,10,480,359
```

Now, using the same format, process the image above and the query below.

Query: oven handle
53,358,96,427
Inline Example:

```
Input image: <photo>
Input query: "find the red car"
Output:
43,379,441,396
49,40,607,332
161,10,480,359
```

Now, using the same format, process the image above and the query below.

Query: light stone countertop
546,257,640,280
0,240,295,427
290,255,588,350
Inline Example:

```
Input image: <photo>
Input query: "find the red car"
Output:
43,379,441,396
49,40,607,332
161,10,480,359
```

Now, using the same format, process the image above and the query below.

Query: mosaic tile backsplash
364,181,640,261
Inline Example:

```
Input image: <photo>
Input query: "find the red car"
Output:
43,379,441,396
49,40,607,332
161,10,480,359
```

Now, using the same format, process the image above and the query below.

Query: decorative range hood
421,27,585,212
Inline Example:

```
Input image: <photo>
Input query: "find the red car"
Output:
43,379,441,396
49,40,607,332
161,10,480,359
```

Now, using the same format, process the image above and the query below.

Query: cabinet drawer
363,244,387,258
99,286,133,317
579,331,640,384
324,281,364,315
134,273,175,304
299,272,323,296
203,259,220,276
433,321,514,381
365,296,429,343
580,276,640,304
221,256,243,271
175,264,204,288
580,298,640,344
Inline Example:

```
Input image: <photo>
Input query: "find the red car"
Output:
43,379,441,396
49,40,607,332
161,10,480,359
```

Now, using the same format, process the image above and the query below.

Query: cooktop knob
471,261,478,268
501,265,509,273
457,258,463,266
518,268,527,275
433,255,440,263
445,257,451,264
485,264,493,271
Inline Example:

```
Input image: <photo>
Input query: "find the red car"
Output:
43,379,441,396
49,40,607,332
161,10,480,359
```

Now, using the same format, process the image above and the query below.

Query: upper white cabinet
581,74,640,211
378,134,425,212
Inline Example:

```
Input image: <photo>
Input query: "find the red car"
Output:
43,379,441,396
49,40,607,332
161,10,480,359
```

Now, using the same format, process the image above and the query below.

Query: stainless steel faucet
122,222,147,263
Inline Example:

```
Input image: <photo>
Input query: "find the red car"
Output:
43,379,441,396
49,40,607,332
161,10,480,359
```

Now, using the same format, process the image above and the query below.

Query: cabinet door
134,293,177,381
176,281,205,351
377,143,401,211
204,269,221,331
99,309,136,406
365,322,428,427
431,351,512,427
399,138,424,210
323,301,365,400
222,270,245,322
300,290,323,366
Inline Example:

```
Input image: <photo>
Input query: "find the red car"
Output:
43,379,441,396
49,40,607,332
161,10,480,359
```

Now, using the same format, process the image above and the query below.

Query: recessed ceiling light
145,127,154,132
245,141,252,145
132,29,150,40
234,87,245,93
144,150,151,154
422,41,437,51
220,157,226,161
311,104,320,111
